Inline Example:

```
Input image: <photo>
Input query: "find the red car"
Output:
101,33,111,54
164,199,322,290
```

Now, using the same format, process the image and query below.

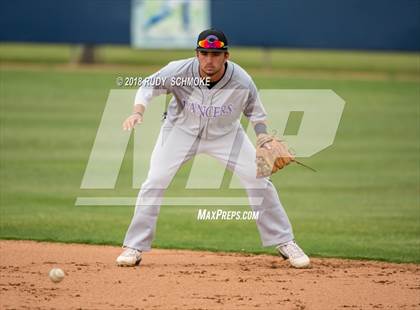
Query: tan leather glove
256,134,295,178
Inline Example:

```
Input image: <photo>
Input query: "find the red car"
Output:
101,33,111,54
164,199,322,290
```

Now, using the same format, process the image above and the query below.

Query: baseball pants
123,122,295,251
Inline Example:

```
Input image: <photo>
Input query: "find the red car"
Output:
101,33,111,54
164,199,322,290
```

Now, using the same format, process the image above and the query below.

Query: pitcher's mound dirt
0,240,419,310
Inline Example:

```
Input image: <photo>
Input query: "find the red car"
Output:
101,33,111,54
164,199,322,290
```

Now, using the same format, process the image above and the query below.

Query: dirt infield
0,241,419,310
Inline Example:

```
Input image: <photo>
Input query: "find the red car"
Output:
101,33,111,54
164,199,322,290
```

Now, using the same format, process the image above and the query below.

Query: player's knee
142,174,172,189
239,176,270,190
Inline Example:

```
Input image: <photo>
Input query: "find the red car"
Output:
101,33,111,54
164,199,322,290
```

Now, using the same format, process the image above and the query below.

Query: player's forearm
133,103,146,116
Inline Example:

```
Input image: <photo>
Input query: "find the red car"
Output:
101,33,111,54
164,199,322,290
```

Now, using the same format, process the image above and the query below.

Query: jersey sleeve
134,62,175,108
243,80,267,122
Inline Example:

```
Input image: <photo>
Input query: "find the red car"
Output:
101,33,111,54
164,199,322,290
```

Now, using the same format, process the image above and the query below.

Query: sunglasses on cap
198,35,225,49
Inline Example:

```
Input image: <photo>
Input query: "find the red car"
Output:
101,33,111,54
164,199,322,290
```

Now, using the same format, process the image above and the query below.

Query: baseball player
116,29,310,268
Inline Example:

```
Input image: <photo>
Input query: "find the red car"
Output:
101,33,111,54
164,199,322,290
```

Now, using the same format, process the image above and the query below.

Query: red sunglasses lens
199,39,224,49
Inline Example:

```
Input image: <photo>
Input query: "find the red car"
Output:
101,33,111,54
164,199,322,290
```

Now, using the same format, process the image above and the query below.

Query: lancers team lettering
182,99,233,118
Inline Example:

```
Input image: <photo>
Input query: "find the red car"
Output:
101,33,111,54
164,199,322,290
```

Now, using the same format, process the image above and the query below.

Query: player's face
196,51,229,77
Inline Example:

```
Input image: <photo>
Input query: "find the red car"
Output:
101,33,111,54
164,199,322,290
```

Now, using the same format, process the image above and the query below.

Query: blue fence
212,0,420,51
0,0,131,44
1,0,419,51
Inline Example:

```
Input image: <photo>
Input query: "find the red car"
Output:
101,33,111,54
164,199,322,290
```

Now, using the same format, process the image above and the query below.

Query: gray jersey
135,57,266,139
124,57,296,254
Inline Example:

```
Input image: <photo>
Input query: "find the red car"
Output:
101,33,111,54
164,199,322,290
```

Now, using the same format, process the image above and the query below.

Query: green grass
0,45,419,263
1,43,419,75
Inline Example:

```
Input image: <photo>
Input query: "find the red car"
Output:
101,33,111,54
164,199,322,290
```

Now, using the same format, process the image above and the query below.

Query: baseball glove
256,134,295,178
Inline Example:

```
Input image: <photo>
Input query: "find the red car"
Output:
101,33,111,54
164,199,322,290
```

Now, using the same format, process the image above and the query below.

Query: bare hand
122,114,143,131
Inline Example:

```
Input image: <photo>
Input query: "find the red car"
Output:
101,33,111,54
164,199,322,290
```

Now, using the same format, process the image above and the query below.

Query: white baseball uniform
123,57,294,251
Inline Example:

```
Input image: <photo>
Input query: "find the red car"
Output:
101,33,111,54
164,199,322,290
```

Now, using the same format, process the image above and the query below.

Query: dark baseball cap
196,29,228,52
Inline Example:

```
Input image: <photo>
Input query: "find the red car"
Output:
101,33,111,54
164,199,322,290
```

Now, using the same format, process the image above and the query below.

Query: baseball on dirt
48,268,65,283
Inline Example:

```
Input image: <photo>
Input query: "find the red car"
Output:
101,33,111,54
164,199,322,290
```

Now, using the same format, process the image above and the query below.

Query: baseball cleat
116,248,142,267
277,240,310,268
